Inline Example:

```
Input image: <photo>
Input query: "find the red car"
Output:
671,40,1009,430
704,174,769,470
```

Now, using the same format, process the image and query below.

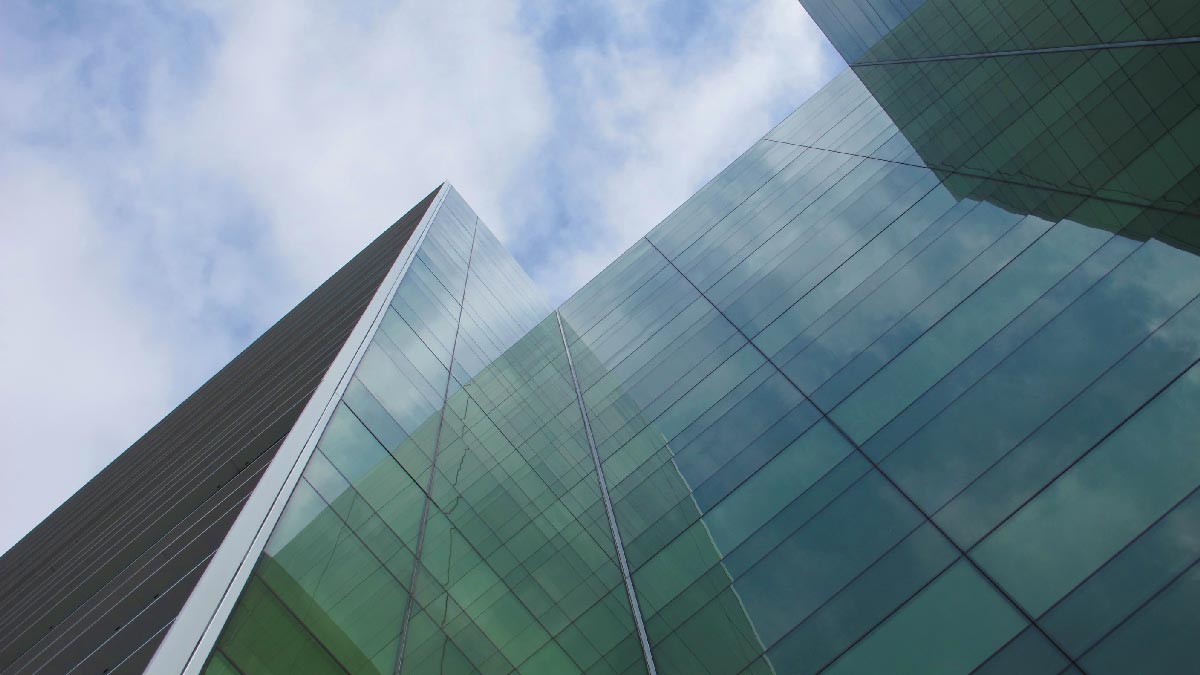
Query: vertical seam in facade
393,220,479,675
642,237,1085,672
555,310,659,675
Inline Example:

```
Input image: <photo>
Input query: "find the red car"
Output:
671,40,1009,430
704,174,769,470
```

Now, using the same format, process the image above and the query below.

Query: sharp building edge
0,187,439,674
4,1,1200,673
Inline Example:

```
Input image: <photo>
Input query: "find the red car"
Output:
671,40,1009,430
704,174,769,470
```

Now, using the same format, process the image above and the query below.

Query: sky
0,0,840,555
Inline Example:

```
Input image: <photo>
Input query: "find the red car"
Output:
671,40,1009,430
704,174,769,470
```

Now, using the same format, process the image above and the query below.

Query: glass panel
821,560,1026,675
1079,563,1200,675
206,190,555,675
973,362,1200,616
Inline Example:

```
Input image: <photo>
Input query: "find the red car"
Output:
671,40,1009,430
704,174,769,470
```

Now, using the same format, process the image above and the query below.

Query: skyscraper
3,1,1199,673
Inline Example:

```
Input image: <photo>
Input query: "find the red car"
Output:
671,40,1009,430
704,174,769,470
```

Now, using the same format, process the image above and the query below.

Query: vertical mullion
555,310,660,675
393,222,480,675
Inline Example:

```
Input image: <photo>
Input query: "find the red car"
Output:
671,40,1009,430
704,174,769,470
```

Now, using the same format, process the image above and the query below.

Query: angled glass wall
547,1,1200,668
802,0,1200,64
187,2,1200,673
201,187,571,674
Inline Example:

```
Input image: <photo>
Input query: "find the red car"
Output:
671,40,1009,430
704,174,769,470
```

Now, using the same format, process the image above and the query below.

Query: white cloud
0,0,835,554
0,0,558,554
0,154,175,549
518,0,836,296
158,0,553,288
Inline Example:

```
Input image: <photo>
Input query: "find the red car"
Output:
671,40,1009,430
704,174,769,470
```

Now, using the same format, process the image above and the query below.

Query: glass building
3,1,1200,673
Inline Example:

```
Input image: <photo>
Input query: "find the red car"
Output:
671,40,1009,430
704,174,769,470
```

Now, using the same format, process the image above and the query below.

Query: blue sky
0,0,840,554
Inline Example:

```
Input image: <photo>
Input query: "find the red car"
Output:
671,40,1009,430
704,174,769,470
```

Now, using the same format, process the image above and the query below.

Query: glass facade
189,1,1200,673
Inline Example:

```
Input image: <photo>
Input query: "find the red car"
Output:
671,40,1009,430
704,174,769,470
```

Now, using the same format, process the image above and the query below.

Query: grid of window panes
802,0,1200,64
199,186,608,675
549,36,1198,675
198,2,1200,672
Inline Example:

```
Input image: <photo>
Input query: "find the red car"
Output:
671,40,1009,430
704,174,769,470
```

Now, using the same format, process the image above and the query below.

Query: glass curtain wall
196,1,1200,672
202,187,580,674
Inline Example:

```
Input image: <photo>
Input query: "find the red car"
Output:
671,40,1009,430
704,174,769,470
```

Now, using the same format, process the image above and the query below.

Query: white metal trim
145,183,452,675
